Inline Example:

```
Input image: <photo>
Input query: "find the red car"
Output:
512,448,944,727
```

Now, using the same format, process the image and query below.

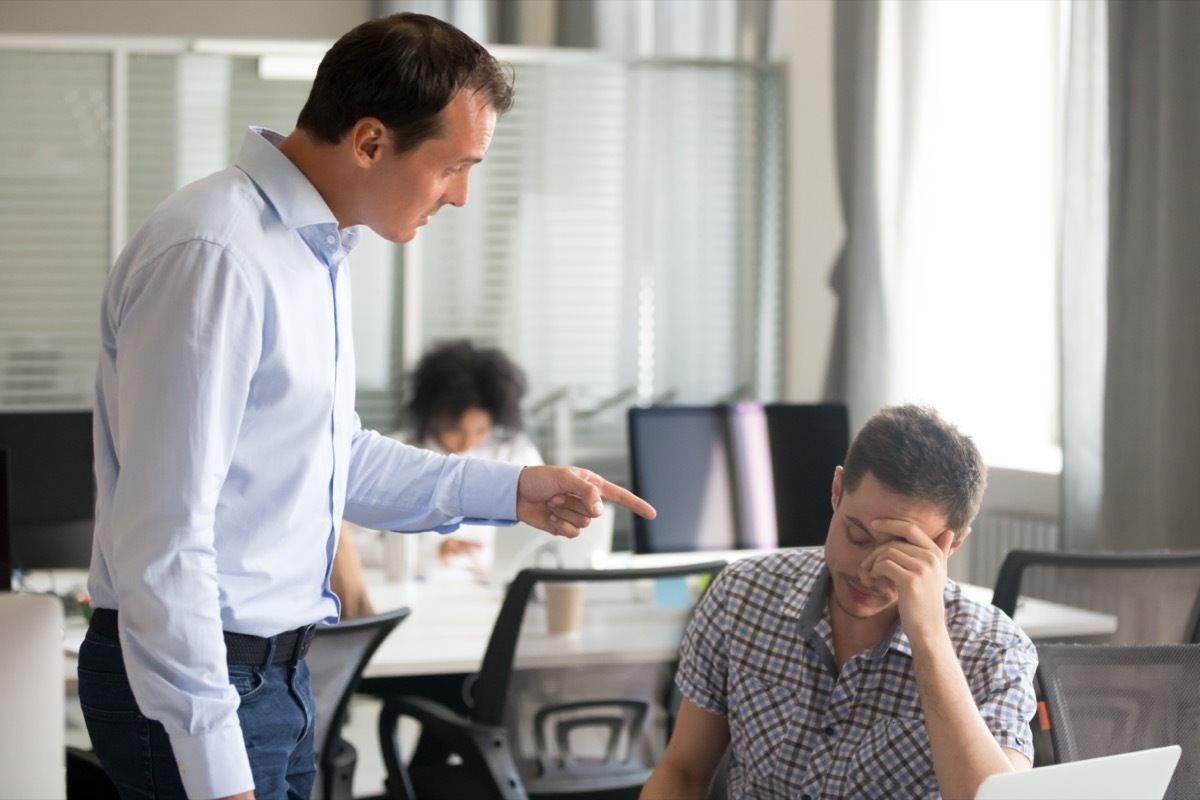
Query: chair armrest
379,695,528,800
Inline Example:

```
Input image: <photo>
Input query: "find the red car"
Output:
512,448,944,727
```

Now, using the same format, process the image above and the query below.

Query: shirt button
326,234,337,245
824,725,836,736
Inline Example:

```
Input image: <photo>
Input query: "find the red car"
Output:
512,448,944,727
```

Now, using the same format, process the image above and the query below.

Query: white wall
0,0,371,39
774,0,841,402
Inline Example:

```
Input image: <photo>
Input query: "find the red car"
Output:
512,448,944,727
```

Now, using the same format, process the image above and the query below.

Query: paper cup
544,582,585,636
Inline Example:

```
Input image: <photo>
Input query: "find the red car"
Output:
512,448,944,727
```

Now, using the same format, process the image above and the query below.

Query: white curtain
827,0,1065,472
1058,1,1109,549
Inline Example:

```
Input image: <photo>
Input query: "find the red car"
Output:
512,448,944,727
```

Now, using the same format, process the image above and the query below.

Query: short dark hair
841,404,987,538
405,340,529,442
296,13,515,153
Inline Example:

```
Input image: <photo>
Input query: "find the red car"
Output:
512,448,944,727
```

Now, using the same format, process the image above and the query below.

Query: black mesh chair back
991,549,1200,643
385,561,726,800
1036,643,1200,800
307,606,410,800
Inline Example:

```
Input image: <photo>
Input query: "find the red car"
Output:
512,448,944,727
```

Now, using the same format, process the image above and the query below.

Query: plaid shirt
677,549,1037,799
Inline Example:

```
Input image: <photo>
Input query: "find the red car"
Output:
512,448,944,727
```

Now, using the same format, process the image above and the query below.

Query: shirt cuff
676,670,727,717
458,459,522,521
169,724,253,800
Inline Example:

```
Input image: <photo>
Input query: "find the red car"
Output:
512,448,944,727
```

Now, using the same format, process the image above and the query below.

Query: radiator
954,510,1061,588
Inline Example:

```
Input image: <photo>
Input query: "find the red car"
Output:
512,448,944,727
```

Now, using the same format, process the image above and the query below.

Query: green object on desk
75,594,93,622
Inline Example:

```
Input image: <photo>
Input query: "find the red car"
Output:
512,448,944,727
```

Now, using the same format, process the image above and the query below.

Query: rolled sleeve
675,567,732,716
974,638,1039,761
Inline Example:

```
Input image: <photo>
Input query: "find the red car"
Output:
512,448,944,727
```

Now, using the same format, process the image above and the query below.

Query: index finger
581,470,657,520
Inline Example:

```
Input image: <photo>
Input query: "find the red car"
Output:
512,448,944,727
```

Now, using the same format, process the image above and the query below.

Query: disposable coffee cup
544,582,585,636
382,532,417,584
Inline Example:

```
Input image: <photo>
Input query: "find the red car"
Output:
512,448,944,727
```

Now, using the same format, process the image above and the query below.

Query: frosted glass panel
0,51,110,410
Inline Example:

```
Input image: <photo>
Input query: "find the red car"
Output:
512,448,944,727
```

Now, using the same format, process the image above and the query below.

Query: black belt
89,608,316,666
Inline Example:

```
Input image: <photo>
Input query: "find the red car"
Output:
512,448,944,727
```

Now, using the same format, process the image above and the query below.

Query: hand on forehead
868,516,955,550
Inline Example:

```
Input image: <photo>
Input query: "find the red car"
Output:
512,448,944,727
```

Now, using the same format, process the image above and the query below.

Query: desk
57,550,1119,687
957,583,1118,640
361,567,701,682
358,550,1119,682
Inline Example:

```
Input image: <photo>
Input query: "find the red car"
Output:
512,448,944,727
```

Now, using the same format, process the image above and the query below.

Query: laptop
973,746,1182,800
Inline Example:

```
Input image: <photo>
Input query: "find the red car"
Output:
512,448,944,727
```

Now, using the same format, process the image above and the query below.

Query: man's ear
831,466,844,511
348,117,388,165
946,526,971,557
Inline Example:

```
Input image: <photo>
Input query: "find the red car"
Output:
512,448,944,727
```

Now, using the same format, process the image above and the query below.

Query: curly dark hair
841,404,987,538
296,13,515,153
405,340,528,442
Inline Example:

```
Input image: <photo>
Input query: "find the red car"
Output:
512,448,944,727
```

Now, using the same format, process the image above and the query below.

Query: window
0,51,110,410
412,51,786,472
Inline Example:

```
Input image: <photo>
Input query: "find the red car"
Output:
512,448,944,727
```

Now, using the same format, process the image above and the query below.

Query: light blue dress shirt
88,127,523,799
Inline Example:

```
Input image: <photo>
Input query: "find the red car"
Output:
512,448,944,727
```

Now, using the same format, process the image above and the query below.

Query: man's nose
443,173,469,208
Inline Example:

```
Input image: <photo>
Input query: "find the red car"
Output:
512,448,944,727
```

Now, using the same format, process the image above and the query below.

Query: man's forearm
640,762,710,800
910,626,1020,799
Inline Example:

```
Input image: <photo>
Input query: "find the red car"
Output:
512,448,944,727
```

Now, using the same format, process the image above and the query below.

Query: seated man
642,404,1036,800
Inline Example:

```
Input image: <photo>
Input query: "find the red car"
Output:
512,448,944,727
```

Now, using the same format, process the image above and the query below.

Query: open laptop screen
973,746,1180,800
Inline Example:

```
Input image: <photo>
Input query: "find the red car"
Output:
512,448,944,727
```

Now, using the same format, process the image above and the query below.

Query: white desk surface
359,549,1119,680
56,549,1119,686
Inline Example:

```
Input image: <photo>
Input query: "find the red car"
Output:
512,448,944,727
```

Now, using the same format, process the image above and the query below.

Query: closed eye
846,526,873,548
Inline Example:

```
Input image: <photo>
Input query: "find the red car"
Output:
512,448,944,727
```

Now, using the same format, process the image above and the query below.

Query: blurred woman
331,340,541,616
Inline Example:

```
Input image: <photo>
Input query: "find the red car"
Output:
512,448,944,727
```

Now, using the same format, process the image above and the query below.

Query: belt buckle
292,623,317,662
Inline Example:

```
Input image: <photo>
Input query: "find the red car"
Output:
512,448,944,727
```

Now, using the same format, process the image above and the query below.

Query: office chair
1036,643,1200,800
66,745,120,800
308,606,411,800
991,549,1200,644
378,562,726,800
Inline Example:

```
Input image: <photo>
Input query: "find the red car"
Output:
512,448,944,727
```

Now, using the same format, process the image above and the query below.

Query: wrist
903,608,950,651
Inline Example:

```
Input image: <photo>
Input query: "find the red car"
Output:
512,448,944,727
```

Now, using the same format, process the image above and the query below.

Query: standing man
642,404,1036,800
79,13,654,800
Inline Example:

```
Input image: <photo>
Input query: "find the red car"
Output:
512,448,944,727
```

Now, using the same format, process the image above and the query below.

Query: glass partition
0,40,786,496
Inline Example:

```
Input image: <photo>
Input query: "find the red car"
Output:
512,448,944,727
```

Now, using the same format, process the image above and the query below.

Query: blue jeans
78,627,316,800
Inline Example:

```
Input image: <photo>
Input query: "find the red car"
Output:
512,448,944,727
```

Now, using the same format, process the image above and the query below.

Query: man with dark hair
79,14,653,800
643,404,1037,800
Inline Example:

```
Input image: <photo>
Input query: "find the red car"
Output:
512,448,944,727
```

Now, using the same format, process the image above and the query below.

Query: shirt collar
233,127,363,254
790,560,914,661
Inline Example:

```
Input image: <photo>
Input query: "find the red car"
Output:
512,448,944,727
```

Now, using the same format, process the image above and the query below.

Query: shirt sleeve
104,241,260,798
341,428,523,532
970,633,1039,762
675,565,733,715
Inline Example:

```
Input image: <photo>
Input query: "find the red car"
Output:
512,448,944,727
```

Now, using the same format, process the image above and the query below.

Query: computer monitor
627,405,743,554
0,411,96,572
763,403,849,548
0,449,11,591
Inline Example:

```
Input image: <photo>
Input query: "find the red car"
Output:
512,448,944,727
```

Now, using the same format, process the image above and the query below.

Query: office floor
345,694,389,797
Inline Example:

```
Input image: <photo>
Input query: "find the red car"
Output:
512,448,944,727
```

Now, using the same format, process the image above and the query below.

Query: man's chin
380,228,417,244
834,583,894,619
